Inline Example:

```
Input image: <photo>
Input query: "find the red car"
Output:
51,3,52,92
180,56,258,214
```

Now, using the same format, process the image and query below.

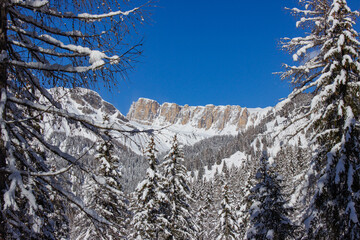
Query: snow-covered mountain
41,87,275,191
44,87,271,154
43,88,306,194
42,87,314,202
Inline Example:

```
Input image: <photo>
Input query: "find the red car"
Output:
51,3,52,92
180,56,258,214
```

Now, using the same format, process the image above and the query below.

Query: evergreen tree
222,161,230,179
295,138,308,172
228,166,248,238
214,183,240,240
130,137,170,239
162,135,197,239
72,139,129,240
197,165,205,181
196,181,217,240
212,167,223,205
282,0,360,238
247,152,294,240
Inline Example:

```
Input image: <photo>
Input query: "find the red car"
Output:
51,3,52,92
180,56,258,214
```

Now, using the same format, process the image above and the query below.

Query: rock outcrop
126,98,160,124
127,98,251,131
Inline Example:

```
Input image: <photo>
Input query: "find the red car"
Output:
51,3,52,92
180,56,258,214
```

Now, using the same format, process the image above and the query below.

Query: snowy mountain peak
49,87,128,123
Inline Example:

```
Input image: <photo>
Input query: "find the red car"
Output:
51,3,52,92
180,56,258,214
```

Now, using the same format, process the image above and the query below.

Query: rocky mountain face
127,98,259,132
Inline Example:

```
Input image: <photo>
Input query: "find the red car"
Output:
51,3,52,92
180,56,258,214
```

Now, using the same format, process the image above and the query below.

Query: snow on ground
246,106,272,114
202,151,247,181
245,106,272,129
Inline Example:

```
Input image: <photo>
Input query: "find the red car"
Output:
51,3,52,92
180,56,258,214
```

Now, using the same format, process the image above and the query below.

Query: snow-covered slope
42,87,130,142
202,151,247,181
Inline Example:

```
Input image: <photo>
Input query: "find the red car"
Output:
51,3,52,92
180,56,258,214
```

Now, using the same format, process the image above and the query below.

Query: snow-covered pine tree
227,166,248,239
190,173,203,201
130,137,170,240
72,138,129,240
197,165,205,181
239,165,256,239
281,0,360,238
212,167,224,208
0,0,149,238
196,181,217,240
162,135,197,239
247,152,294,240
222,160,230,180
214,183,240,240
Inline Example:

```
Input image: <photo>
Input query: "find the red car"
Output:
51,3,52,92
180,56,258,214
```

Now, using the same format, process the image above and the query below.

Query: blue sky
98,0,360,115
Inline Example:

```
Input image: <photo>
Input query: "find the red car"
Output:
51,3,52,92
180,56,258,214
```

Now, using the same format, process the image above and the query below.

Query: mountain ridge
126,97,271,133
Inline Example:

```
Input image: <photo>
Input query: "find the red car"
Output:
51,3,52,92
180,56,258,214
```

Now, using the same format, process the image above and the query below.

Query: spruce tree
247,152,293,240
196,182,217,240
130,137,170,239
162,135,197,239
72,139,129,239
281,0,360,238
197,166,205,182
222,161,230,179
214,183,240,240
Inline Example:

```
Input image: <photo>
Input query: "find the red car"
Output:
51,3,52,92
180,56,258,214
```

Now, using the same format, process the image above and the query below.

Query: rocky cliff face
127,98,252,132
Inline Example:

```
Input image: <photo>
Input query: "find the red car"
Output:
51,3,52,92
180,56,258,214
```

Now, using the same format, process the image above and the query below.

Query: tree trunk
0,0,7,238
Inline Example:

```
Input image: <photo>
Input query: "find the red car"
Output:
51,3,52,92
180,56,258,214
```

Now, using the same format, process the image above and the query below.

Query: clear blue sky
98,0,360,115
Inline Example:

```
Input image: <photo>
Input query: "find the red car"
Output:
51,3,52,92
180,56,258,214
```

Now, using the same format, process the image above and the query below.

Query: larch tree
247,152,293,240
0,0,150,238
161,135,197,240
281,0,360,238
130,137,171,240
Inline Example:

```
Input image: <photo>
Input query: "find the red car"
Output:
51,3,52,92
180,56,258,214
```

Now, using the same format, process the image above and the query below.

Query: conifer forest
0,0,360,239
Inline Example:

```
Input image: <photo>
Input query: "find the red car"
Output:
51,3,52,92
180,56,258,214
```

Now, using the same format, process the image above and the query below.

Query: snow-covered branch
8,25,116,60
10,59,106,73
15,1,144,21
10,40,88,58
